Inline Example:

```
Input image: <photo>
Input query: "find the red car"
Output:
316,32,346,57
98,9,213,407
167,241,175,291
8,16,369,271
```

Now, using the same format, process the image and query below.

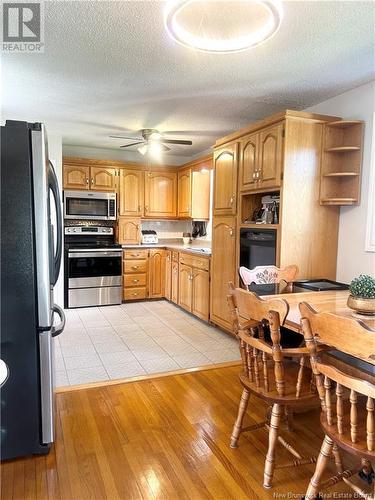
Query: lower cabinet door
164,251,172,301
148,249,165,298
192,269,209,322
210,216,236,331
178,264,192,312
171,261,179,304
117,218,141,244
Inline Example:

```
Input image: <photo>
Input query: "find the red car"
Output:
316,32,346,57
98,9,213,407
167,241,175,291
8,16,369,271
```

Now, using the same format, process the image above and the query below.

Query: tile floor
54,300,240,387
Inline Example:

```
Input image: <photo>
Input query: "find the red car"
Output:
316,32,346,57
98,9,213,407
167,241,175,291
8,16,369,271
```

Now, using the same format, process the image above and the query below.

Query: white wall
306,81,375,282
48,134,64,307
63,144,189,166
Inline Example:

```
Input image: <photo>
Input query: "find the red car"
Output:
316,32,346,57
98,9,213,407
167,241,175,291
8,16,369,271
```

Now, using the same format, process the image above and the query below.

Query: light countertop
121,240,211,256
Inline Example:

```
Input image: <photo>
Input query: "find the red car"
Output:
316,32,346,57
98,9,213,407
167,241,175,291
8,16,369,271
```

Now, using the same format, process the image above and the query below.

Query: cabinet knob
86,178,89,184
145,205,149,212
230,195,235,205
229,227,234,237
133,279,139,283
138,205,142,212
91,178,94,185
132,265,139,270
252,172,256,180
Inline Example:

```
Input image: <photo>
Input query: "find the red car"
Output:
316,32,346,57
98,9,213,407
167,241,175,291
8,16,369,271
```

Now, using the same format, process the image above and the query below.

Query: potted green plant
347,274,375,315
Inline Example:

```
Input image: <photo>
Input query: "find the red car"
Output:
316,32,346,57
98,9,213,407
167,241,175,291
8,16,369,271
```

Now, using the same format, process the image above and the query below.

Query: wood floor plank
1,366,360,499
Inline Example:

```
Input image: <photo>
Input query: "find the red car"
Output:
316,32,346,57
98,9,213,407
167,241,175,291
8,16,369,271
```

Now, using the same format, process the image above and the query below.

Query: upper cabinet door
258,123,284,189
144,171,177,218
119,169,144,216
177,169,192,218
63,165,90,190
117,217,141,245
90,167,117,191
213,143,238,215
239,133,259,192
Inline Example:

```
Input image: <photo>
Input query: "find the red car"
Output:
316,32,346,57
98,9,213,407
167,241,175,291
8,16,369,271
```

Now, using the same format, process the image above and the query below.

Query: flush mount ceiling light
164,0,283,53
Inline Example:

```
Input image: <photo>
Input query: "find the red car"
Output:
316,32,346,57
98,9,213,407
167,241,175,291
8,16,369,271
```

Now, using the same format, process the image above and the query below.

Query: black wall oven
240,228,276,270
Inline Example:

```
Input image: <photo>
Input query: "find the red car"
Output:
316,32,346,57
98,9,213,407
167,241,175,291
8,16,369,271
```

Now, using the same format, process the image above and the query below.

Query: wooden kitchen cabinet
144,171,177,218
239,132,258,192
213,143,238,215
122,249,148,301
178,253,210,321
238,123,283,192
177,169,192,217
164,251,172,300
119,169,144,216
117,217,141,245
63,164,117,191
258,122,284,189
148,249,165,298
63,165,90,190
191,268,210,322
210,216,236,331
178,168,211,219
171,261,179,304
90,166,117,191
178,264,193,312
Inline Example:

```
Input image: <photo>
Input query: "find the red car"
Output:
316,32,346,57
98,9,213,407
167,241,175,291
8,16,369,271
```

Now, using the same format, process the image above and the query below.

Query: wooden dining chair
239,264,299,288
237,265,303,349
229,287,318,489
300,302,375,498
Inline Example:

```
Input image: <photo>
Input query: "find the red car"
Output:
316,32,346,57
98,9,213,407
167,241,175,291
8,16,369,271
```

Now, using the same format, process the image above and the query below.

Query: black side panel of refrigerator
1,122,48,459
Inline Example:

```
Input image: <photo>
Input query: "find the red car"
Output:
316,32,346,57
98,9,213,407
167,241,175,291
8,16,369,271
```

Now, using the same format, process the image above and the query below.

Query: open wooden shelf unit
320,120,364,205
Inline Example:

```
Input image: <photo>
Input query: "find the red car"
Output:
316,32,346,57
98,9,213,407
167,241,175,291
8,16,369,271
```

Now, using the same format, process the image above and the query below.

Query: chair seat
239,358,317,404
320,398,375,460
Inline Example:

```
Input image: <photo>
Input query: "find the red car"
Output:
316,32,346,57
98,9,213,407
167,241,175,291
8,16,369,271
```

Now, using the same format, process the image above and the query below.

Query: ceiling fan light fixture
148,141,164,157
164,0,283,54
138,144,148,155
149,131,163,141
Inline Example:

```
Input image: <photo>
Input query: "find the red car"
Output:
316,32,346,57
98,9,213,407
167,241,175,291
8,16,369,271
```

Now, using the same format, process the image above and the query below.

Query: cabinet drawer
192,257,210,271
123,249,149,260
124,273,147,288
179,253,195,267
123,259,147,273
172,251,179,262
179,253,210,271
124,287,147,301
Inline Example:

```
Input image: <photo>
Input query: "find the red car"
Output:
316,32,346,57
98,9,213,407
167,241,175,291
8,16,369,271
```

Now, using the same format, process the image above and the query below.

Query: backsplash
141,220,191,239
141,220,211,241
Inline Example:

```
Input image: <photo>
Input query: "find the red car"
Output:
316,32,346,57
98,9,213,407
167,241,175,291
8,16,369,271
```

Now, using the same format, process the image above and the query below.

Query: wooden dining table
264,289,375,375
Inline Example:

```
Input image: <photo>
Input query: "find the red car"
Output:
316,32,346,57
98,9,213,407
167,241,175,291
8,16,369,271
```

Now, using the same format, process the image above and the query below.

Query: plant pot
347,295,375,316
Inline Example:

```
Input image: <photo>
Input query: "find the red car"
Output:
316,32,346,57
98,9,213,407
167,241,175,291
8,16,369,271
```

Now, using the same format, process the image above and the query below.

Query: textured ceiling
2,1,375,162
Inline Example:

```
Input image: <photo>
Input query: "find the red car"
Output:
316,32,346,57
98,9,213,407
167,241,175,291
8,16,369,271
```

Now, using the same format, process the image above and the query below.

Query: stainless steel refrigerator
1,120,65,460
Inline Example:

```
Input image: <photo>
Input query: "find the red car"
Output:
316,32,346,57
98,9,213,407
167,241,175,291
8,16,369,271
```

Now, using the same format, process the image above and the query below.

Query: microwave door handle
51,304,66,337
48,161,63,285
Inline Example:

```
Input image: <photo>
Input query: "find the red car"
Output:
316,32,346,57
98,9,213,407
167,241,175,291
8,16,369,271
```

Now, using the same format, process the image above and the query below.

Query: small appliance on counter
64,226,122,308
246,194,280,225
141,229,158,244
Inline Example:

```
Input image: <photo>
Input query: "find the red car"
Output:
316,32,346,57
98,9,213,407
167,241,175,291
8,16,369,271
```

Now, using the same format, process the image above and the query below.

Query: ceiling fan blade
162,139,193,145
120,141,145,148
110,135,140,141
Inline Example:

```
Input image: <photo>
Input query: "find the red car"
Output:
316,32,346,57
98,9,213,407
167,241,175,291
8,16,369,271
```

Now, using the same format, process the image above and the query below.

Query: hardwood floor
1,366,359,499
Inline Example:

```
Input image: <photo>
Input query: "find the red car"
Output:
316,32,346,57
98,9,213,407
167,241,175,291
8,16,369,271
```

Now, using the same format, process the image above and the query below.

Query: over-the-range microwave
64,190,116,220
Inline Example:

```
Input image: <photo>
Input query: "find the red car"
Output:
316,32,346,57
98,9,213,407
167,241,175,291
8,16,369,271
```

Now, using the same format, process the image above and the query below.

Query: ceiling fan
109,129,193,156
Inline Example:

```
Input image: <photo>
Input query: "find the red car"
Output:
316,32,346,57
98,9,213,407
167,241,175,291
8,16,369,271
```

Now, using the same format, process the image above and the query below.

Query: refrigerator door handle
48,161,63,286
51,304,65,338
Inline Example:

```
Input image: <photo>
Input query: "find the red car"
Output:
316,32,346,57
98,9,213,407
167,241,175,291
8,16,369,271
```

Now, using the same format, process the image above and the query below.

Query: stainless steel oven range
64,226,122,308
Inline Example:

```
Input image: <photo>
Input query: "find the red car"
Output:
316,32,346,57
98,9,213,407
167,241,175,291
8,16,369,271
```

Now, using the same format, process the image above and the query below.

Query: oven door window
66,198,108,217
69,256,121,278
